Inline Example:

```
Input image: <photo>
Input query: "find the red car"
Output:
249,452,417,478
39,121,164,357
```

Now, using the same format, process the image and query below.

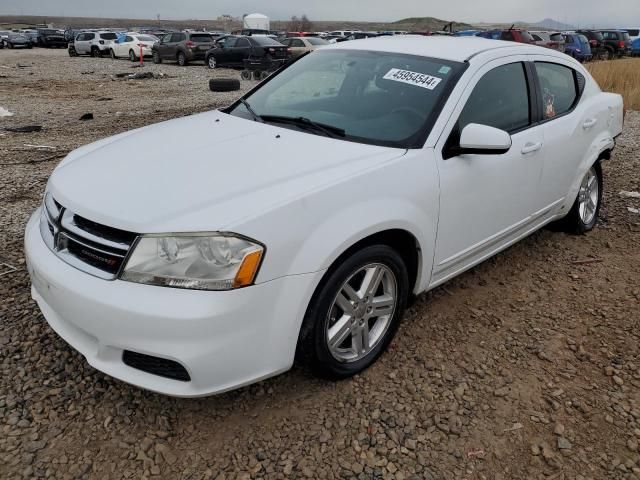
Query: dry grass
586,58,640,110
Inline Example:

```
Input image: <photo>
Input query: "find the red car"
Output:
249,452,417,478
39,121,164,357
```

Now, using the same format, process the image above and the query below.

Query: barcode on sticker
383,68,442,90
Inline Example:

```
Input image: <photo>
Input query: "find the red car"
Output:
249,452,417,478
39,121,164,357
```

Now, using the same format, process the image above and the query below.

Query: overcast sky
1,0,638,27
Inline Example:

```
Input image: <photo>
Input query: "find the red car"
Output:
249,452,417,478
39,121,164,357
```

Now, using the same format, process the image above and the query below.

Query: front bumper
25,210,323,397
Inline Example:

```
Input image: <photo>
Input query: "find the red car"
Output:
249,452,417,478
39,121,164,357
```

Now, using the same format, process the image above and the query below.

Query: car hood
49,110,405,233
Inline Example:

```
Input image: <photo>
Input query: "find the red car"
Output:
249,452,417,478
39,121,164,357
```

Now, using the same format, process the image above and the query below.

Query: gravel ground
1,48,640,480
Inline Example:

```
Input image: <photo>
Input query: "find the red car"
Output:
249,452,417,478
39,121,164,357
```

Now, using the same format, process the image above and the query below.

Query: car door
529,58,596,210
289,38,306,57
431,58,545,285
232,37,252,64
216,36,236,64
158,33,174,59
116,35,133,57
76,33,90,54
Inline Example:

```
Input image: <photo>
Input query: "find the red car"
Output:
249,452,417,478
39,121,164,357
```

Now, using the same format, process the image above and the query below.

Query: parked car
324,35,346,44
25,37,623,397
329,30,359,37
152,31,214,66
453,30,483,37
632,37,640,56
205,35,289,69
110,33,158,61
71,31,118,57
530,31,565,52
625,28,639,41
346,32,380,40
576,30,608,59
279,36,328,58
4,33,33,49
563,33,592,61
37,28,67,48
476,28,535,44
599,30,632,57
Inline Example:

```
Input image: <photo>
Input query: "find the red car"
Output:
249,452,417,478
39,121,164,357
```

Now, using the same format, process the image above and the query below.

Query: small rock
629,438,639,452
557,437,572,450
613,376,624,386
494,386,510,397
554,423,565,436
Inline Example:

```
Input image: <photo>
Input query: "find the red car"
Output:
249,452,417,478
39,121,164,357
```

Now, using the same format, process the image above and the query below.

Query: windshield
228,49,464,148
307,37,328,45
251,36,282,46
136,35,157,42
190,34,213,42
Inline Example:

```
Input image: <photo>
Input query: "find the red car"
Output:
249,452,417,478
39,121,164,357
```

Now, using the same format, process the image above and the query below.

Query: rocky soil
1,48,639,480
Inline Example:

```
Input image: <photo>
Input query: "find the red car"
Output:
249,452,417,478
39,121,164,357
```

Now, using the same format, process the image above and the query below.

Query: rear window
622,32,630,40
627,29,639,36
250,36,282,46
100,33,117,40
190,34,213,42
306,37,328,45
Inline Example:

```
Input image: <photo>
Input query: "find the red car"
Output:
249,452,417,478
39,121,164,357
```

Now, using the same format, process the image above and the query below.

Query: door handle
582,118,598,129
521,142,543,154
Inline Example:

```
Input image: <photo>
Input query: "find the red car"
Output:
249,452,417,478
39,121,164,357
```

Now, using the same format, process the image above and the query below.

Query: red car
476,28,535,44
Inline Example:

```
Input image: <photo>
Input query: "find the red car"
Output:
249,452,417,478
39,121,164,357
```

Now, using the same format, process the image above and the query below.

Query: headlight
120,234,264,291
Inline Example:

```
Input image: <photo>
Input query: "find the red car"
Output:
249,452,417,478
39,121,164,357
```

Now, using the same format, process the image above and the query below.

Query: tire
558,161,603,234
177,51,187,66
298,245,409,379
152,51,162,64
110,49,116,59
240,70,252,80
209,78,241,92
207,55,217,69
600,49,610,61
129,50,136,62
8,43,13,49
91,47,101,58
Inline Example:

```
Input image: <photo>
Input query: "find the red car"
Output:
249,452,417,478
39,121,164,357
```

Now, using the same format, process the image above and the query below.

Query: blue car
563,33,592,61
454,30,482,37
632,37,640,56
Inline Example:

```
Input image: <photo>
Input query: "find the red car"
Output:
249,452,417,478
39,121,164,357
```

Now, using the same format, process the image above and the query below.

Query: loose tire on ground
240,70,252,81
297,244,409,380
209,78,241,92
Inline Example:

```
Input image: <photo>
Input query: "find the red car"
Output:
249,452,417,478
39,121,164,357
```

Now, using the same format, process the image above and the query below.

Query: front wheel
298,245,409,379
110,49,116,59
152,51,162,64
207,56,216,69
560,162,603,234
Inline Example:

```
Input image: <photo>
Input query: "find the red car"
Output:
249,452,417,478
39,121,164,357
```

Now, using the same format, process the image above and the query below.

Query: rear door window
535,62,578,119
458,62,531,133
223,37,237,48
190,34,212,43
100,33,117,40
236,38,250,48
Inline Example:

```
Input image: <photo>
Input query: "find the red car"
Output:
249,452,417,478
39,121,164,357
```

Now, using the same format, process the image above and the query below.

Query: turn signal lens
233,250,264,288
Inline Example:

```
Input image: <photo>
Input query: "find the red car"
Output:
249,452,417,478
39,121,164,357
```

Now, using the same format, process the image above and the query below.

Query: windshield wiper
260,115,346,138
238,98,263,123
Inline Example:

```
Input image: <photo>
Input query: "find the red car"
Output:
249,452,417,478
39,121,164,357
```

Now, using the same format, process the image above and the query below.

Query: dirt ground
1,48,639,480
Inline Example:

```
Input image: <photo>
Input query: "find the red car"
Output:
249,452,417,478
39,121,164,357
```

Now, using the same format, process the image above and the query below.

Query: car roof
328,35,528,62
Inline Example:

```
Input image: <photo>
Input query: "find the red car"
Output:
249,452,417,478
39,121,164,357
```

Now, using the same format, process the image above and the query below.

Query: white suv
72,31,118,57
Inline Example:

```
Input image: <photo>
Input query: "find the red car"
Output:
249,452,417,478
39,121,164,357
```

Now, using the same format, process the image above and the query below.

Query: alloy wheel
578,166,599,225
208,56,216,69
326,263,397,363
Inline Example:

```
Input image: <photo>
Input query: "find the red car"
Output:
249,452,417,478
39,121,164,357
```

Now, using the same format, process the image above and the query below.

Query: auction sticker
383,68,442,90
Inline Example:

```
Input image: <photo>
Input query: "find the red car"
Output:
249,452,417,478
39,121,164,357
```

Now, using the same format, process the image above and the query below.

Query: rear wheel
177,51,187,66
91,47,101,57
559,162,602,234
298,245,409,379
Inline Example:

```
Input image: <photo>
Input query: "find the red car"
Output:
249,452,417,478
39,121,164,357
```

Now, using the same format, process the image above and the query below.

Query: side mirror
457,123,512,155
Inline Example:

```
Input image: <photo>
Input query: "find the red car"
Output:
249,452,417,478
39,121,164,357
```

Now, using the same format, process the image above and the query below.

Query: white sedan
110,33,158,61
25,36,623,397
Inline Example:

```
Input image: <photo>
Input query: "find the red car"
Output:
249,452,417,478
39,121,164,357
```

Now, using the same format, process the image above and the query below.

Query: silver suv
72,31,118,57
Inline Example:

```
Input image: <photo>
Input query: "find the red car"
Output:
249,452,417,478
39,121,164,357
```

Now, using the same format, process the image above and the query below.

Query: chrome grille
40,193,137,279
